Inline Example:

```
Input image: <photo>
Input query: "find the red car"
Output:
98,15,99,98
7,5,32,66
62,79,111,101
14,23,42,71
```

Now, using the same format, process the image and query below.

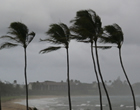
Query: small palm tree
102,23,136,110
70,9,112,110
39,23,72,110
0,22,35,110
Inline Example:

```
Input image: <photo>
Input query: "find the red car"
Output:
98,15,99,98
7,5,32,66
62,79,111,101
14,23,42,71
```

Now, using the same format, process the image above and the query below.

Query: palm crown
70,9,102,43
102,23,123,48
0,22,35,49
40,23,70,53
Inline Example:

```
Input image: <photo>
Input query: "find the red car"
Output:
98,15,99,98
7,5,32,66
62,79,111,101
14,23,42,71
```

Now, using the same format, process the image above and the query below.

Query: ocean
15,95,140,110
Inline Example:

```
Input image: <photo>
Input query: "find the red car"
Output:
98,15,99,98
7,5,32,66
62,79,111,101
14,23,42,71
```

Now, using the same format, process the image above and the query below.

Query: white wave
14,98,58,110
120,104,124,107
80,103,87,106
56,104,68,106
95,104,106,107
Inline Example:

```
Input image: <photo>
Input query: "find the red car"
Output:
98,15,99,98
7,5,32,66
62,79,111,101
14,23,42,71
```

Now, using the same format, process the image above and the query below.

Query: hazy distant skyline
0,0,140,84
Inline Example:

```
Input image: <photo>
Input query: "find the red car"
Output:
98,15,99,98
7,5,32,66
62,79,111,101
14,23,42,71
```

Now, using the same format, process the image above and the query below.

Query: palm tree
39,23,72,110
102,23,136,110
0,22,35,110
70,9,112,110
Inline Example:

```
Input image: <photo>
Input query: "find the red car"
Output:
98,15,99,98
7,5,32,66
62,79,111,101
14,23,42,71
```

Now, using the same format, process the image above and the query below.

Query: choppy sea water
15,95,140,110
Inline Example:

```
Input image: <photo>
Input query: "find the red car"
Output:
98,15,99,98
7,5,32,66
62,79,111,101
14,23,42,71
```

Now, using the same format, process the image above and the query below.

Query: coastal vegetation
0,9,137,110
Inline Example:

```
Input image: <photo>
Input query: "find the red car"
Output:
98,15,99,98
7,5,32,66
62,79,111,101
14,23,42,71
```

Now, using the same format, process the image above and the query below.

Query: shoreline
1,95,61,110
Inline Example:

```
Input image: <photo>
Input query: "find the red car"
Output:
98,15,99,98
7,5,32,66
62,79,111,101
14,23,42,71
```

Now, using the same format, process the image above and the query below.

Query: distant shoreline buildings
1,77,140,96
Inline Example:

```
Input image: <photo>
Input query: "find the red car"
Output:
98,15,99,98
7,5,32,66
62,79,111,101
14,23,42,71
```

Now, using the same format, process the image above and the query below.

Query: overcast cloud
0,0,140,84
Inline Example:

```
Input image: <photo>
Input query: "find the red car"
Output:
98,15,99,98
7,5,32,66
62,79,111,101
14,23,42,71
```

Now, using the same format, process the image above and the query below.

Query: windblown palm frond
93,46,112,50
47,24,66,44
27,32,35,44
8,22,29,38
0,42,18,49
0,35,19,43
102,23,124,48
40,38,65,45
42,23,70,48
2,22,36,48
8,22,29,44
39,46,61,54
59,23,70,41
70,9,102,42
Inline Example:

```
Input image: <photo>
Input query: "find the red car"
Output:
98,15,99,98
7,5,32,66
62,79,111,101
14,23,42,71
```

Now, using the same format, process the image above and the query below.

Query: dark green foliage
8,22,29,42
0,22,35,48
0,42,18,49
101,23,123,48
70,9,102,42
39,46,61,53
93,46,112,50
40,23,71,52
46,23,70,46
0,81,25,96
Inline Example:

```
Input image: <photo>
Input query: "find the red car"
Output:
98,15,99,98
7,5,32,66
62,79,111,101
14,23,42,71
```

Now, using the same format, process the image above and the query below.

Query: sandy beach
2,100,26,110
1,95,57,110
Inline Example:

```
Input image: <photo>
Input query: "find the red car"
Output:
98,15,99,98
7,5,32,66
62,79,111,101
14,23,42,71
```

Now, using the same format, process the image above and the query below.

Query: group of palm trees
0,9,136,110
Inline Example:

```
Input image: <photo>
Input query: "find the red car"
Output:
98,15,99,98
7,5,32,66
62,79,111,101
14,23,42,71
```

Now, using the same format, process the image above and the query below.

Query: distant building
28,80,96,93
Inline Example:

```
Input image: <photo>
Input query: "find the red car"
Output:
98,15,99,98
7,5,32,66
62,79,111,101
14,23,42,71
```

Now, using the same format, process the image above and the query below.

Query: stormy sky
0,0,140,84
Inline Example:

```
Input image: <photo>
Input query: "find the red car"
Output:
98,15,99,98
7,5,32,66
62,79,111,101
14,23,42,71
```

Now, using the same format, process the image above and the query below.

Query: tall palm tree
39,23,72,110
0,22,35,110
102,23,136,110
70,9,112,110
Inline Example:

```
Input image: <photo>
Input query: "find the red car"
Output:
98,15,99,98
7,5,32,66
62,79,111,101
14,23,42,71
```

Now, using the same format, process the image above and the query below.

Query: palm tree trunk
94,41,112,110
91,42,102,110
119,48,136,110
0,93,1,110
24,47,29,110
66,48,72,110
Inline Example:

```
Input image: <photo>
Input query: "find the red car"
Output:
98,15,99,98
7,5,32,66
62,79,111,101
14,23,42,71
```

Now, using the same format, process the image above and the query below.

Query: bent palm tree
0,22,35,110
102,23,136,110
39,23,72,110
70,9,112,110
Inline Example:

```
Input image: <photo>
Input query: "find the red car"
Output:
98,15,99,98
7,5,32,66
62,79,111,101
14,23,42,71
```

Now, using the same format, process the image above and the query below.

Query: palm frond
9,22,29,37
59,23,70,39
46,23,70,45
27,31,35,44
0,42,18,50
40,38,62,45
70,9,102,43
93,46,112,50
39,46,61,54
103,23,124,45
8,22,29,46
0,35,19,43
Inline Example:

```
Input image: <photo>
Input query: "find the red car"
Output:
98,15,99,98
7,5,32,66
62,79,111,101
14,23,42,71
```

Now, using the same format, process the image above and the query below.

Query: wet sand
1,95,56,110
2,99,26,110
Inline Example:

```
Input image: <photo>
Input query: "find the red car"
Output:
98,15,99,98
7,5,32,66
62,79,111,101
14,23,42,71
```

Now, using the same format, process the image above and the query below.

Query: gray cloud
0,0,140,84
